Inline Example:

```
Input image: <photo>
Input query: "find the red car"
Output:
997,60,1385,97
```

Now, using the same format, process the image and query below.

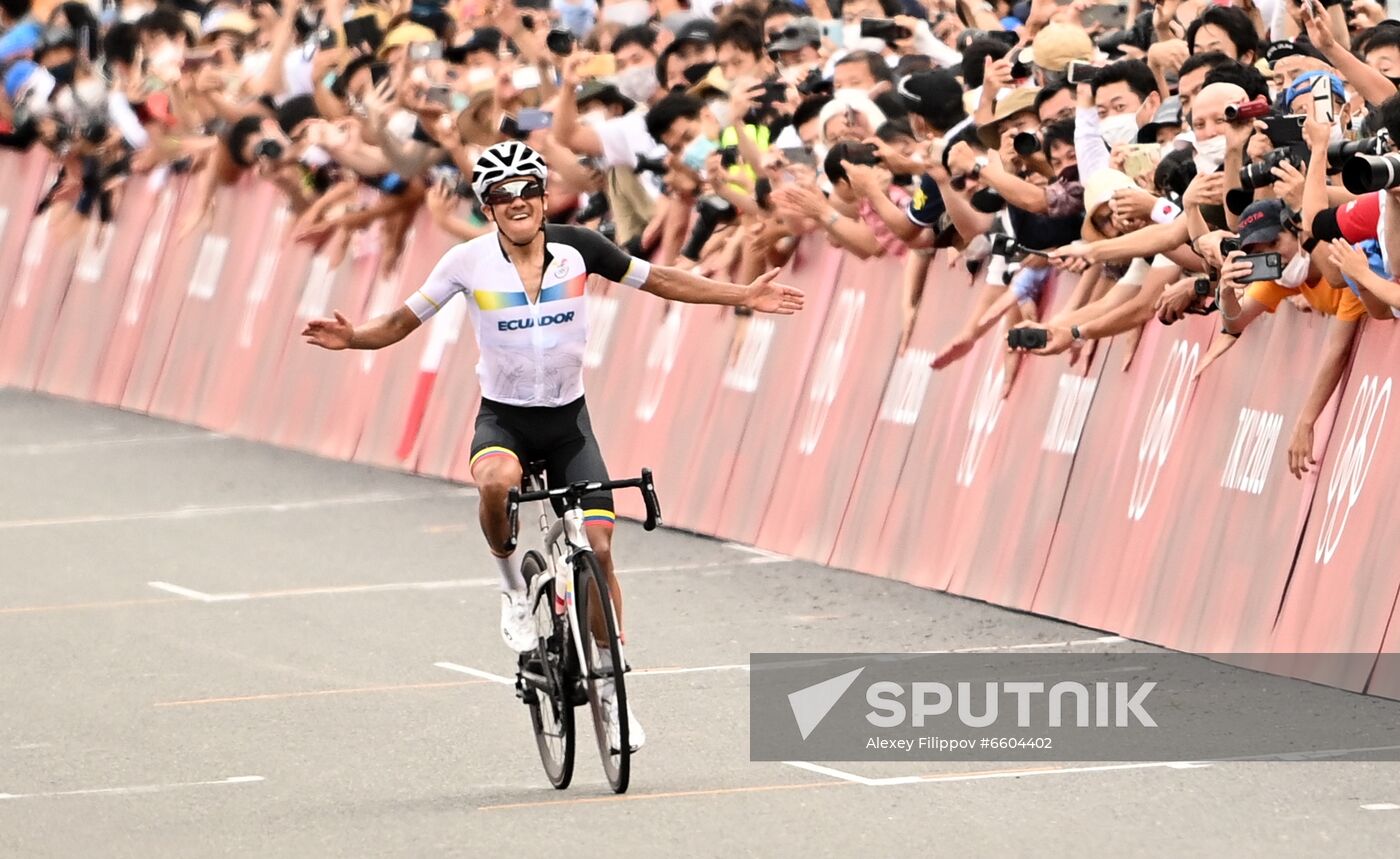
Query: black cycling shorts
469,396,615,525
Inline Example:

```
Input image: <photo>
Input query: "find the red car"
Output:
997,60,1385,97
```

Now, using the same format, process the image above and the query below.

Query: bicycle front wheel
573,549,630,794
521,550,574,789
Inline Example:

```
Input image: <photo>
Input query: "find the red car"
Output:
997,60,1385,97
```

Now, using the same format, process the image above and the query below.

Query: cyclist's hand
303,311,355,349
743,268,805,314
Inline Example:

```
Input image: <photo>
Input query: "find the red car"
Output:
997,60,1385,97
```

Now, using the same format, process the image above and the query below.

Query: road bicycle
505,464,661,794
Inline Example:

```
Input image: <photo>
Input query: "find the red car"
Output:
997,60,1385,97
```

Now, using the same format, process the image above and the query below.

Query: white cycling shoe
500,589,537,653
600,685,645,754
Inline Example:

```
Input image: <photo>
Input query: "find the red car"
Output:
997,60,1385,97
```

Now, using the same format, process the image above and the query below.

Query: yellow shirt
1246,275,1367,322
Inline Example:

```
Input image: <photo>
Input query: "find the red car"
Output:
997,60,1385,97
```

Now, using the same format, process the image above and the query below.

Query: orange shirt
1246,275,1367,321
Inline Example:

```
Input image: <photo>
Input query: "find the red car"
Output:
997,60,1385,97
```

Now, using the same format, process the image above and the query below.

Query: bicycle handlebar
502,468,662,554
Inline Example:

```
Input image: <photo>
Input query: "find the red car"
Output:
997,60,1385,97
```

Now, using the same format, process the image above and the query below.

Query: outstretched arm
641,266,805,314
303,305,422,350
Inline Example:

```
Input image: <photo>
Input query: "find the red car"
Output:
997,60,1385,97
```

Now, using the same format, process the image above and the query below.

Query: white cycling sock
495,552,526,592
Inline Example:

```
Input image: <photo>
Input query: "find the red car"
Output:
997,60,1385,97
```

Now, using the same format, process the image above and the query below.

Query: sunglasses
483,179,545,206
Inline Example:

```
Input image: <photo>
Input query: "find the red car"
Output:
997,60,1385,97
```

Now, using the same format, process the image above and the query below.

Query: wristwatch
969,155,990,181
825,210,841,229
1070,325,1084,342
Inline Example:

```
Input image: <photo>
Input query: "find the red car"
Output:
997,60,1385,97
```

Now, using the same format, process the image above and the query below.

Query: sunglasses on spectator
483,179,545,206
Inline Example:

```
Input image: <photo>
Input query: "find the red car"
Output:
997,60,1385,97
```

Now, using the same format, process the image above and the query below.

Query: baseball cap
1137,96,1182,143
1265,39,1328,66
379,22,439,57
896,69,962,121
1084,170,1135,214
1237,198,1286,248
1030,23,1093,73
1283,70,1347,108
976,87,1040,148
3,60,52,105
675,19,717,46
200,9,258,41
769,18,821,53
576,79,635,113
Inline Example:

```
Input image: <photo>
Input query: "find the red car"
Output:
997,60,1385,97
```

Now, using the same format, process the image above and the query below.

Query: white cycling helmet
470,140,549,202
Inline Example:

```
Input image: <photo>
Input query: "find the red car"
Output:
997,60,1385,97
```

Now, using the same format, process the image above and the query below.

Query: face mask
612,64,658,105
603,0,650,26
451,92,470,113
152,42,182,71
682,134,719,172
833,86,870,102
1100,113,1139,147
707,99,732,128
466,66,495,88
1329,122,1345,145
1193,135,1228,173
842,24,889,55
299,145,332,168
1279,250,1310,288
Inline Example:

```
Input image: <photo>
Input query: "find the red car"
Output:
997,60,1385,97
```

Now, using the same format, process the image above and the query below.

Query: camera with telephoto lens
1327,134,1387,173
1006,327,1048,350
254,138,285,162
1342,152,1400,193
1013,131,1041,158
1239,145,1306,191
1009,47,1034,80
680,194,736,260
795,67,833,97
634,154,668,175
546,28,574,55
989,233,1039,258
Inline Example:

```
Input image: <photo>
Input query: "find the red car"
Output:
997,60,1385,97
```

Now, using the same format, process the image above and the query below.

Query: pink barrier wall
8,175,1400,698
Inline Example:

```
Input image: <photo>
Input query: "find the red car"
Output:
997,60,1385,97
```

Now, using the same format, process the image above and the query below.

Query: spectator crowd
5,0,1400,477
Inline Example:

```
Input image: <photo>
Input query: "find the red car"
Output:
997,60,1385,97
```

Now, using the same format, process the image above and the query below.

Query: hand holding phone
578,53,617,79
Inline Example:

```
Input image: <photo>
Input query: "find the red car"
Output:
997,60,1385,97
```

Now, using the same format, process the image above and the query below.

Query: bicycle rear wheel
573,549,630,794
520,550,574,789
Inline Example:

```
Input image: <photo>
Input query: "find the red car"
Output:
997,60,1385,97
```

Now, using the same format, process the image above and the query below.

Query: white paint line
0,433,222,455
0,775,264,801
921,636,1131,654
139,560,783,604
0,489,476,530
902,761,1211,787
634,664,750,677
1362,803,1400,811
147,581,220,603
782,761,890,786
723,542,793,561
434,661,513,685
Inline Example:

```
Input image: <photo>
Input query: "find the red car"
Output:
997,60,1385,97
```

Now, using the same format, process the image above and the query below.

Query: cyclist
303,140,804,752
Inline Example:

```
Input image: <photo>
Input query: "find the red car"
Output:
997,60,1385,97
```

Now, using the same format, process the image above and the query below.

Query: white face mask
300,145,332,168
1328,122,1345,145
602,0,650,26
707,98,732,129
1100,113,1139,147
1193,135,1228,173
1279,251,1310,288
466,66,495,89
611,64,658,105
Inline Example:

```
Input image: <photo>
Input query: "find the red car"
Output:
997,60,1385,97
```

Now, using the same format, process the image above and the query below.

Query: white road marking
147,582,222,602
634,664,750,677
723,542,793,561
434,662,513,685
0,433,222,454
0,489,477,530
141,560,785,604
928,636,1131,654
1361,803,1400,811
785,760,1212,788
0,775,264,800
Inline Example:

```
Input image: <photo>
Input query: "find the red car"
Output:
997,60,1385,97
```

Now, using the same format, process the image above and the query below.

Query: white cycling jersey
405,225,652,407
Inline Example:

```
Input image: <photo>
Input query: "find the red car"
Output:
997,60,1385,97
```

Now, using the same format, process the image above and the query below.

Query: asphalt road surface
4,389,1400,858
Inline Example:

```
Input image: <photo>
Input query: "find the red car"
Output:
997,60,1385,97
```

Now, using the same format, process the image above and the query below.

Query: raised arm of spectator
248,0,301,99
978,152,1048,214
1303,3,1392,106
1289,317,1361,477
1073,83,1111,178
551,55,605,159
1056,217,1191,266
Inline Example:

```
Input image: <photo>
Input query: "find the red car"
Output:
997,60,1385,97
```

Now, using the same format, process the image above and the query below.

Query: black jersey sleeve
548,224,652,287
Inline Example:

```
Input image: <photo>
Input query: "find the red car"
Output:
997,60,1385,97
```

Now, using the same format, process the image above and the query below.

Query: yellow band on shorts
583,509,616,526
470,446,517,467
